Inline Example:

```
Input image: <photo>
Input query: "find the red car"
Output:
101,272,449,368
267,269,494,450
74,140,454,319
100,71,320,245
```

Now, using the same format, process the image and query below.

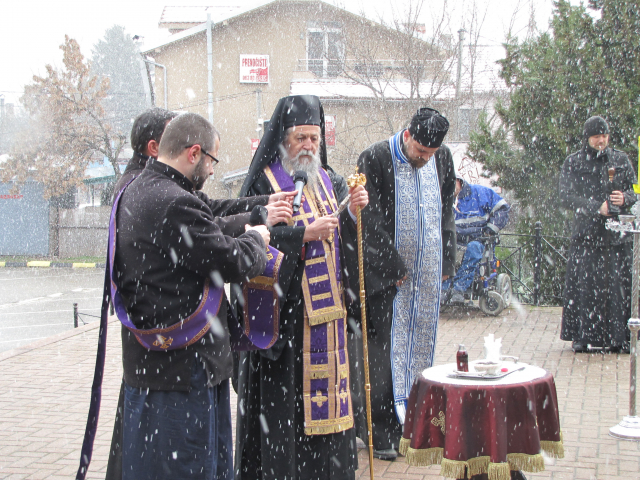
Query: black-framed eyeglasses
185,145,219,165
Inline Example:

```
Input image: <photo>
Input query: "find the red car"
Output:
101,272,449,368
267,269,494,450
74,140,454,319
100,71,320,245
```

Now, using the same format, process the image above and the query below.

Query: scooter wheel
479,291,505,316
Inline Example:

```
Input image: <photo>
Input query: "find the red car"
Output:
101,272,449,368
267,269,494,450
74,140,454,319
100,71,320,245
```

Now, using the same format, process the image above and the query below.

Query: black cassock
344,138,457,451
234,167,359,480
559,145,637,349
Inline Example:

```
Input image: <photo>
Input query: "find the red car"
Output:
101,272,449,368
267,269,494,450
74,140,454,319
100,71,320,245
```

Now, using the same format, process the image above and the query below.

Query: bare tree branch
2,36,123,199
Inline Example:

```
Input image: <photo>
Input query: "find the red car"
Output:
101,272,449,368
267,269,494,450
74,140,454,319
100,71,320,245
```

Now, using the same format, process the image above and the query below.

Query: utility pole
256,89,263,137
142,60,167,109
456,28,466,141
456,28,465,100
133,36,153,107
207,13,214,124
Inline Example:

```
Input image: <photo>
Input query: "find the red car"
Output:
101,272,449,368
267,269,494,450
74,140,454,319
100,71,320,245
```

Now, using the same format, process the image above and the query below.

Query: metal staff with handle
347,169,375,480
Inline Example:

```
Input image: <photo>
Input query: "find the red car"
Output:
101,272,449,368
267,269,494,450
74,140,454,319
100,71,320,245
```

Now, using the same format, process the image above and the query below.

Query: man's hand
396,275,408,287
610,190,624,206
269,191,297,205
303,216,339,242
245,224,270,246
348,185,369,216
265,200,293,226
442,275,449,281
600,191,625,216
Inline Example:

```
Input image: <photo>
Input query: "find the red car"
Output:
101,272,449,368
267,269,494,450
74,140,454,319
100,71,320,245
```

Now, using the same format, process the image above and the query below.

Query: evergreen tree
91,25,149,137
468,0,640,235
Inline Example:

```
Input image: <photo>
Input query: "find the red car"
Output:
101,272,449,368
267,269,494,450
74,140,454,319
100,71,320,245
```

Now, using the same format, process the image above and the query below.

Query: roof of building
144,0,402,54
289,73,504,99
143,1,506,96
159,3,261,30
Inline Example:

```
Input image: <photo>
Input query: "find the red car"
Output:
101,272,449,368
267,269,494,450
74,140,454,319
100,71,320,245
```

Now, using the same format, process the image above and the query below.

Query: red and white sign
325,115,336,147
240,55,269,84
251,139,260,157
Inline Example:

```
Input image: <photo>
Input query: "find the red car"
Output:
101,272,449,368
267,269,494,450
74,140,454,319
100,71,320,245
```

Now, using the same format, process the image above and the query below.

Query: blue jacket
455,181,510,245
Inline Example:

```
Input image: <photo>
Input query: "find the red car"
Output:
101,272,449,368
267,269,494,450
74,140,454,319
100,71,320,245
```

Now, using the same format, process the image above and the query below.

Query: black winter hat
408,107,449,148
583,116,610,138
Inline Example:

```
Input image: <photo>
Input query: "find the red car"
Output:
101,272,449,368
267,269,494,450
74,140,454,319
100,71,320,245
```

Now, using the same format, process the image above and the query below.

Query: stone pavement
0,304,639,479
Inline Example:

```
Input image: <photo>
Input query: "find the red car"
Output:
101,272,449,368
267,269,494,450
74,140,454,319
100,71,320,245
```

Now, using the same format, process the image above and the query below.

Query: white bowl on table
473,361,502,376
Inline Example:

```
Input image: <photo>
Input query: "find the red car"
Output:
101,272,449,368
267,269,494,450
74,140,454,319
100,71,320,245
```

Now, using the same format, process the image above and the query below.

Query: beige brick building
142,0,494,198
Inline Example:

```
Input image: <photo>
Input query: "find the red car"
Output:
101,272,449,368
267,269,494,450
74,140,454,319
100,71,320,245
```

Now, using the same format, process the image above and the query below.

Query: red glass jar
456,344,469,372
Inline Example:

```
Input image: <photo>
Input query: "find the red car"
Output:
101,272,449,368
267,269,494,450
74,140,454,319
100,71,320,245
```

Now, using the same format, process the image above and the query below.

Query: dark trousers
122,361,232,480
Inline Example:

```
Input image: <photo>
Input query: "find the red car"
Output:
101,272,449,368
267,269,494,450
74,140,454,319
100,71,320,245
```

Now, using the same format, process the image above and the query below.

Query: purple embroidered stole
109,181,282,352
239,245,284,350
263,160,353,435
108,181,221,351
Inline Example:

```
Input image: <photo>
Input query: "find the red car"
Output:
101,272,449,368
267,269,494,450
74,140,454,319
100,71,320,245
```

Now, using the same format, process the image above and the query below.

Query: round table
399,362,564,480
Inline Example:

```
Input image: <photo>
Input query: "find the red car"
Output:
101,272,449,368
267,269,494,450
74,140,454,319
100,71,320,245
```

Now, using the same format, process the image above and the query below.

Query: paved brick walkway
0,304,638,479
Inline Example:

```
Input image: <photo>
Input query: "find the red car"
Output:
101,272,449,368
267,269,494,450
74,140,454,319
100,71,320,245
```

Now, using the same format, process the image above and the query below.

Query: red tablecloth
400,363,564,480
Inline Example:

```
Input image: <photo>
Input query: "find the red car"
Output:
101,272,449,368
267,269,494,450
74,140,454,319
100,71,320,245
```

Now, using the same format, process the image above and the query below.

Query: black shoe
572,342,588,353
373,448,397,461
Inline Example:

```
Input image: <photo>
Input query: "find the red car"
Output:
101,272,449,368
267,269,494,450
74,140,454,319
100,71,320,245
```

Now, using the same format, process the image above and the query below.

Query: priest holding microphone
234,95,368,480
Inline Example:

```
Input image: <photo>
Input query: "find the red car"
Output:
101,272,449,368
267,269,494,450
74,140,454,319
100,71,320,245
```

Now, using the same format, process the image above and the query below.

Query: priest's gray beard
280,147,322,188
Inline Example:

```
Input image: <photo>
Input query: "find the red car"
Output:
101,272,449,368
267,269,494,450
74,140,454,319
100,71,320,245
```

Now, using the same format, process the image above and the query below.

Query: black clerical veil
239,95,327,197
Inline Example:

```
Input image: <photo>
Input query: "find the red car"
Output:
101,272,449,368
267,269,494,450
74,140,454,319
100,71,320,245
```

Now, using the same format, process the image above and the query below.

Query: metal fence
497,222,571,306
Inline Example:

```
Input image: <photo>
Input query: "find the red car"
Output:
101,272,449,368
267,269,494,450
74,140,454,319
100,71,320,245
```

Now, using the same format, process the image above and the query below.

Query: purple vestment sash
108,181,221,351
110,180,281,352
263,160,353,435
240,245,284,350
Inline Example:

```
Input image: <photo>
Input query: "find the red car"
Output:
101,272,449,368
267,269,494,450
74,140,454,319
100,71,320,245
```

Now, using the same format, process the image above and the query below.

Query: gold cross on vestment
431,411,446,434
338,389,349,402
311,390,328,407
153,335,174,349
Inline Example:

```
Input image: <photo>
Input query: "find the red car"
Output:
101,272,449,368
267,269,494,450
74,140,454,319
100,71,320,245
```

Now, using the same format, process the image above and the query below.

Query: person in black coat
346,108,456,460
113,107,177,197
109,112,278,480
105,109,294,480
560,115,637,353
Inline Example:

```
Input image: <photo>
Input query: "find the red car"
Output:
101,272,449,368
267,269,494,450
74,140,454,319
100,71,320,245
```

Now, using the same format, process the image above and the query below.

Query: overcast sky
1,0,560,107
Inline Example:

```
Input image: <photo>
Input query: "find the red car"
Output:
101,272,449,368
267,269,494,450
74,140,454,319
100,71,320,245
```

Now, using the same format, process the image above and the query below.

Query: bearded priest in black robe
234,95,369,480
346,108,456,461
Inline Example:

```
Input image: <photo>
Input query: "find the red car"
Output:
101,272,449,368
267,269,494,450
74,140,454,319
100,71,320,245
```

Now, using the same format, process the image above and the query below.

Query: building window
307,22,343,78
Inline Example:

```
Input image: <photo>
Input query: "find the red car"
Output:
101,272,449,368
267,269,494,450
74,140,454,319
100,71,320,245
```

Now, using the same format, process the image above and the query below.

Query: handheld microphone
249,205,269,226
291,171,308,213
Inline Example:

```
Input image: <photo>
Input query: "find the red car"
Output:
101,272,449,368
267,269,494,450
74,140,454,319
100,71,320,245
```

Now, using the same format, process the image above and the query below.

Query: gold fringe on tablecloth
487,462,511,480
540,432,564,458
467,456,490,476
399,442,443,467
439,458,514,480
399,437,411,456
400,434,563,479
507,453,545,473
440,458,468,479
